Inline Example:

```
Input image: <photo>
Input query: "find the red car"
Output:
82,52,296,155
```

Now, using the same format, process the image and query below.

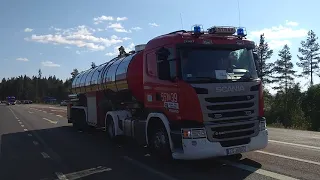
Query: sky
0,0,319,92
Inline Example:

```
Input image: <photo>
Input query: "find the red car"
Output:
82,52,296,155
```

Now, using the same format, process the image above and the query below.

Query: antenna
180,13,184,29
237,0,241,26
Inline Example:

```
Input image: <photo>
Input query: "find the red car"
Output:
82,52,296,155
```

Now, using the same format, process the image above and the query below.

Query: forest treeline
1,31,320,131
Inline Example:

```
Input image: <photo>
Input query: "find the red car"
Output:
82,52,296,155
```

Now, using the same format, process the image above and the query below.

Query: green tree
272,44,296,93
255,34,274,84
297,30,320,86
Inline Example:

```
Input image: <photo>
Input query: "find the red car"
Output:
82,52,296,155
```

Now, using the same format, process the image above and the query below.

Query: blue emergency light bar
236,27,247,37
191,24,204,34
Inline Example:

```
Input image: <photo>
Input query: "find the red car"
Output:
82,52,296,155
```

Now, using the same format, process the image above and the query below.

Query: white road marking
49,113,54,115
19,122,22,124
24,129,28,131
33,141,39,145
256,150,320,166
21,125,25,127
28,111,33,114
269,139,320,150
122,156,178,180
42,117,58,124
28,134,32,137
59,166,111,180
56,115,63,117
8,108,19,119
55,172,68,180
41,152,50,158
51,109,67,112
218,159,298,180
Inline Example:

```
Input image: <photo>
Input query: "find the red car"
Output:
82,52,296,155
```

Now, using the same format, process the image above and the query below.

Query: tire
72,109,88,131
106,116,116,140
149,125,172,160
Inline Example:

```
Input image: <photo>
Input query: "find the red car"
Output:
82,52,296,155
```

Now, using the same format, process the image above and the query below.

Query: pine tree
297,30,320,86
255,34,274,84
272,45,296,93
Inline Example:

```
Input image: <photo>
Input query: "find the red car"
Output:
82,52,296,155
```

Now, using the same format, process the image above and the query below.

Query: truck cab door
144,46,180,120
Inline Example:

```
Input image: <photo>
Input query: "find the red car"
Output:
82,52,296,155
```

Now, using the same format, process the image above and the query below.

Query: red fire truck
68,25,268,160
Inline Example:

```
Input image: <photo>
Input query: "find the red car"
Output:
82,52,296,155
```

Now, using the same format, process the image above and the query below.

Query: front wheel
149,126,172,160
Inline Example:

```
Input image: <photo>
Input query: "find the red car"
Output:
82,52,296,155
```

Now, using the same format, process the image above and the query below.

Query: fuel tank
70,46,145,103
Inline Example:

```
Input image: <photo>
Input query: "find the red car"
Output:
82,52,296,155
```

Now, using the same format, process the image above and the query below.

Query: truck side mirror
253,52,261,77
156,47,171,80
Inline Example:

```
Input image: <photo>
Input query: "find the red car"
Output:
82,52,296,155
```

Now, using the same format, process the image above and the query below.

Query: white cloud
105,43,135,56
149,23,159,27
122,37,131,40
24,28,33,32
131,27,142,31
117,17,128,21
42,61,60,67
268,40,292,49
108,23,123,29
93,15,114,24
16,57,29,61
76,51,81,54
107,23,132,33
65,46,71,49
25,25,124,51
285,20,299,27
93,16,128,24
248,21,308,49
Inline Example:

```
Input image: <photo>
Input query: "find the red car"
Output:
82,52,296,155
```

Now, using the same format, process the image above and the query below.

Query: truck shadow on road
0,126,262,180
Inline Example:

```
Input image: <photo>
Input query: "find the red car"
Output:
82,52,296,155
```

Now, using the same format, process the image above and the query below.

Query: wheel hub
153,131,166,149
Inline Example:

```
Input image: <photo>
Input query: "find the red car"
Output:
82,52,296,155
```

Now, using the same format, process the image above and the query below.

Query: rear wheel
106,115,116,140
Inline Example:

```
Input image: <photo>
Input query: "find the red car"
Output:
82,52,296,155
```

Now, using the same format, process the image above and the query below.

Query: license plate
226,146,247,155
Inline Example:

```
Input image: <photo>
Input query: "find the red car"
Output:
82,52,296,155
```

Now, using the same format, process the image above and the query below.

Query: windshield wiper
237,75,255,82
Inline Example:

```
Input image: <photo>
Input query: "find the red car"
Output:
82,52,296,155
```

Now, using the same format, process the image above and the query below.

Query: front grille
205,120,259,142
205,95,254,103
209,110,254,119
202,93,259,142
207,102,254,111
205,95,256,122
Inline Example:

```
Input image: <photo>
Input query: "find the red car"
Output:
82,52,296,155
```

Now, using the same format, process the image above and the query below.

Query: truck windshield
179,48,258,83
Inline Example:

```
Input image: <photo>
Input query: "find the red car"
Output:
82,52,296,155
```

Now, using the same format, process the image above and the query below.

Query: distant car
60,100,68,106
22,100,33,104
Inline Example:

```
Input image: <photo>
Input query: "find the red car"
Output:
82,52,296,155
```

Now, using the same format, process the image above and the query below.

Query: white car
60,100,68,106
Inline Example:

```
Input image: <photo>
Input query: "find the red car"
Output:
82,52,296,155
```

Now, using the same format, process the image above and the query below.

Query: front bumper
172,129,268,160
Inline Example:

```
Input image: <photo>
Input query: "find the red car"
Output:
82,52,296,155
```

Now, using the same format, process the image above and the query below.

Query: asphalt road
0,104,319,180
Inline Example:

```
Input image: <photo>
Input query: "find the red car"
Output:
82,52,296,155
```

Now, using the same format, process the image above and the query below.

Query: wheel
149,126,172,160
106,116,116,139
72,110,88,131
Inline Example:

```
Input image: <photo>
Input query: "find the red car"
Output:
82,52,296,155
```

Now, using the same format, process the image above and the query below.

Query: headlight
259,120,266,131
182,128,207,139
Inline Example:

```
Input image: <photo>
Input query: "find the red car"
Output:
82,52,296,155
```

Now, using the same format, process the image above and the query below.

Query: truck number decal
161,92,178,103
161,92,179,112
